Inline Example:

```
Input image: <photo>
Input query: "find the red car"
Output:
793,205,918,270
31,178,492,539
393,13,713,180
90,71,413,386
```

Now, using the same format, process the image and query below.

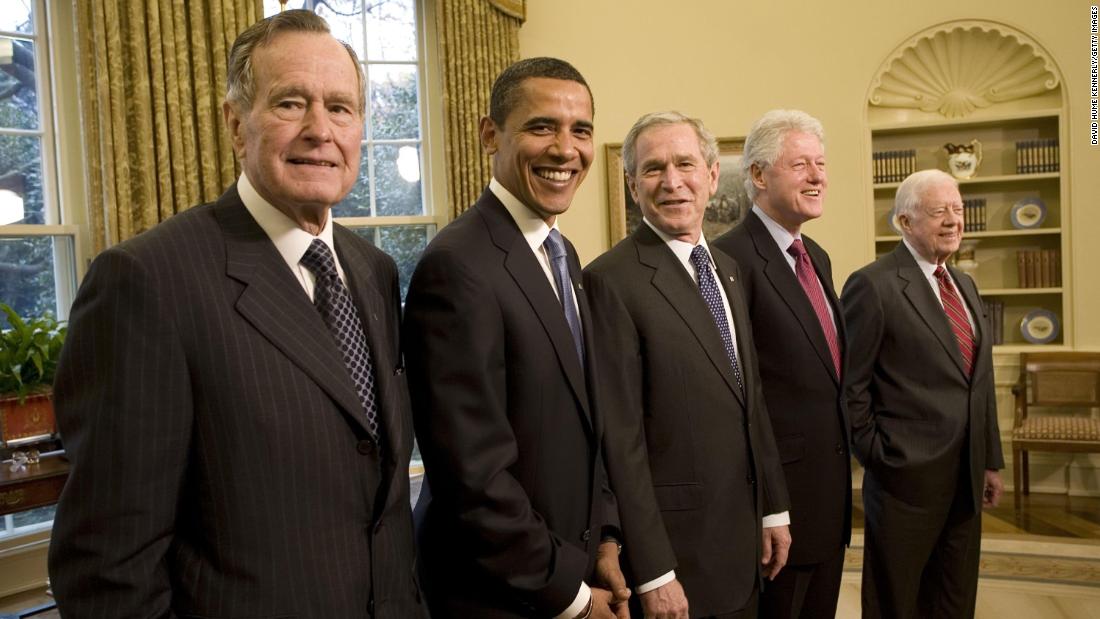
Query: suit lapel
215,189,373,438
477,193,592,427
893,244,968,378
746,213,839,386
634,225,746,407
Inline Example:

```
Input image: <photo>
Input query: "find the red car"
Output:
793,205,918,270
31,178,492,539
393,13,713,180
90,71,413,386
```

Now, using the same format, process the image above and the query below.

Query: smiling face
751,130,827,234
479,77,594,224
628,122,719,245
900,180,964,265
224,31,363,230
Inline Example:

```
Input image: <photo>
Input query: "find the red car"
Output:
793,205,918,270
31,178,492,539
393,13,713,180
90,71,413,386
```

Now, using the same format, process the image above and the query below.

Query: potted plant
0,303,66,449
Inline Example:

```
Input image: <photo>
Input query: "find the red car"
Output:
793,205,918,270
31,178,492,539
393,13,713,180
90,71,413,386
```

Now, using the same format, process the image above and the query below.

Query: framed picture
605,137,748,245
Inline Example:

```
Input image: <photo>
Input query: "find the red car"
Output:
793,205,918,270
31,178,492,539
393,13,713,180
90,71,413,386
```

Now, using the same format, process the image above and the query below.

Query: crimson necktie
934,266,975,376
300,239,381,441
787,239,841,378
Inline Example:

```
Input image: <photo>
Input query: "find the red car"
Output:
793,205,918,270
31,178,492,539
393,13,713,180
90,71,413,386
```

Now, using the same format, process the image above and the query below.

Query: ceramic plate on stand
1010,198,1048,229
1020,309,1060,344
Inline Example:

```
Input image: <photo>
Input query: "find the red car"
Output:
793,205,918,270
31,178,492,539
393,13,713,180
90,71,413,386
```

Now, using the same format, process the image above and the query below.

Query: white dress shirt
238,171,346,300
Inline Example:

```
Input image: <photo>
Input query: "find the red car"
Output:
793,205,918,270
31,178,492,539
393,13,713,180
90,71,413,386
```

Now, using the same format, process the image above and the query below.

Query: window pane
0,134,44,223
0,235,74,319
0,37,40,130
351,224,432,300
0,1,33,34
366,0,417,61
315,1,365,59
333,148,373,218
369,64,419,140
10,504,54,530
373,144,422,216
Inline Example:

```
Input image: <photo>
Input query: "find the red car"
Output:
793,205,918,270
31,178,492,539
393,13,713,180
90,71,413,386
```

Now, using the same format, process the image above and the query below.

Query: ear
750,162,767,191
626,174,640,205
707,160,720,195
479,116,500,155
898,213,912,233
223,100,247,159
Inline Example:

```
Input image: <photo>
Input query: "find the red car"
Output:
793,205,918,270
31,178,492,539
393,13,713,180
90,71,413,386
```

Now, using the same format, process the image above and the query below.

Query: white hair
894,169,958,220
741,109,825,200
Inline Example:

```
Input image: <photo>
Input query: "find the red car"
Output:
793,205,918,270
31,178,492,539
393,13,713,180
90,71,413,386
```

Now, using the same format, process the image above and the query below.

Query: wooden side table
0,453,68,517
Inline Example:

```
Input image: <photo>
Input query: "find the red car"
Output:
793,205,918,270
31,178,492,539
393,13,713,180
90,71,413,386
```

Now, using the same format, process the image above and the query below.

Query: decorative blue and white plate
1020,308,1059,344
1010,197,1047,229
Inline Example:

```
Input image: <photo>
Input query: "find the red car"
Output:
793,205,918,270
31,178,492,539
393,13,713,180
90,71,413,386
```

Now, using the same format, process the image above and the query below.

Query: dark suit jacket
841,243,1004,511
712,212,851,565
584,224,790,618
48,186,424,618
402,189,616,618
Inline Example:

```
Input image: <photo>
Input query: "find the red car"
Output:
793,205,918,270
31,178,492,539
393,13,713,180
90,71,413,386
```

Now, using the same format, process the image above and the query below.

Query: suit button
836,443,846,456
581,529,591,542
747,475,756,485
357,439,376,455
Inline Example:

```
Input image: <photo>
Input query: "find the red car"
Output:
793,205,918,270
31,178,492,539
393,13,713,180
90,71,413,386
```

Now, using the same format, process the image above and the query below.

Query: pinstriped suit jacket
48,186,425,618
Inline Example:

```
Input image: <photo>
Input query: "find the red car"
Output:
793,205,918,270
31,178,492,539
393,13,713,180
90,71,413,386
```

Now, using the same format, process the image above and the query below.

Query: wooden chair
1011,352,1100,508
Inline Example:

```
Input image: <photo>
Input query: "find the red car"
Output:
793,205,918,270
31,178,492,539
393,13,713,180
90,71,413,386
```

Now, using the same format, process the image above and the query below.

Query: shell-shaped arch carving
868,21,1060,118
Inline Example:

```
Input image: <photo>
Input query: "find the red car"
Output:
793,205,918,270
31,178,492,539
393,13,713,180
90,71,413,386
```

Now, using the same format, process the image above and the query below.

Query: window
264,0,445,299
0,0,78,322
0,0,81,541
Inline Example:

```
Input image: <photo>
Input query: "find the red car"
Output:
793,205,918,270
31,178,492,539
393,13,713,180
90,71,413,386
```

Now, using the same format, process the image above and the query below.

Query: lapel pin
728,275,735,283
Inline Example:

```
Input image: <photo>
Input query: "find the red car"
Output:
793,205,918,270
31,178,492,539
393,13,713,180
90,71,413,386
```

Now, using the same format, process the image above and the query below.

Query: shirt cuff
635,570,676,594
762,511,791,528
554,582,591,619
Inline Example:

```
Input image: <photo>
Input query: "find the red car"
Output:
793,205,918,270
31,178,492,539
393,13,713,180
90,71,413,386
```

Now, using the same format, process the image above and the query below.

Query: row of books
1016,139,1060,174
982,299,1005,345
1017,249,1061,288
872,149,916,183
963,198,987,232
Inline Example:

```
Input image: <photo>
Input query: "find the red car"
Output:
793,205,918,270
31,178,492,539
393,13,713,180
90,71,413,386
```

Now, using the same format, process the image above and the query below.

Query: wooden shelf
870,110,1061,134
980,287,1063,296
873,172,1060,191
874,228,1062,243
993,344,1068,354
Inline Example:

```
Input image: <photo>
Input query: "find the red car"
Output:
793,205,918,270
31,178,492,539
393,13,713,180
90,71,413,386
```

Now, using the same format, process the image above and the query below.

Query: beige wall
519,0,1100,350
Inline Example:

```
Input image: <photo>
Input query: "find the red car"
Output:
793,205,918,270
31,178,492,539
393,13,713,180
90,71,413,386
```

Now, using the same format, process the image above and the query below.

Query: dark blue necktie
689,245,744,394
543,229,585,366
300,239,381,442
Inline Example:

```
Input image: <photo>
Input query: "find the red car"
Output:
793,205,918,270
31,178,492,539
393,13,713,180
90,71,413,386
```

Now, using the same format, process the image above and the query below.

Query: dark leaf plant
0,303,67,404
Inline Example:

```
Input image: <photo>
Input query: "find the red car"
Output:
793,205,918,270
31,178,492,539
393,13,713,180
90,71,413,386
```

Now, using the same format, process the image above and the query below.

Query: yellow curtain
436,0,524,218
76,0,263,252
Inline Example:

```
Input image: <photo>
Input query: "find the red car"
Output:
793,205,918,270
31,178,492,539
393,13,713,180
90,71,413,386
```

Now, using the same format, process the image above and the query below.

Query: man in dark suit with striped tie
841,169,1004,619
711,109,851,619
585,111,790,619
48,11,424,617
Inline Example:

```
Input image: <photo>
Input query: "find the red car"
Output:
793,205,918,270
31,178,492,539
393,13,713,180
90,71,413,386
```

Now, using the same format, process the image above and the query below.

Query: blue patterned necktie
543,229,585,366
689,245,744,394
300,239,381,442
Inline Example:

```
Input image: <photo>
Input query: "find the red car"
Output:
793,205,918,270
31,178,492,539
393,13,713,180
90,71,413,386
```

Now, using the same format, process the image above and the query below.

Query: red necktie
934,266,975,376
787,240,841,378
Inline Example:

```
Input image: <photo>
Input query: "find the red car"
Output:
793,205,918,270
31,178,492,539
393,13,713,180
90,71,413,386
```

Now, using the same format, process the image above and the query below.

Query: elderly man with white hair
841,169,1004,619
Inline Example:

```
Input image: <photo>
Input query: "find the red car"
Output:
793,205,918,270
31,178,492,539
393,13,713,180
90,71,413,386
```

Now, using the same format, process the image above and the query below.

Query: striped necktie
934,266,975,376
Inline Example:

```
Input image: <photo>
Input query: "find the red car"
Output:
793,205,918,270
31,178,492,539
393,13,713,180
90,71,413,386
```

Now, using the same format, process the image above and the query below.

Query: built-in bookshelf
865,22,1070,351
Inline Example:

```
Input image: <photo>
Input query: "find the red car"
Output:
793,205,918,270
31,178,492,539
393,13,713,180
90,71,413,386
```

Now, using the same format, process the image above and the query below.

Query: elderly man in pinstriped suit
48,11,424,617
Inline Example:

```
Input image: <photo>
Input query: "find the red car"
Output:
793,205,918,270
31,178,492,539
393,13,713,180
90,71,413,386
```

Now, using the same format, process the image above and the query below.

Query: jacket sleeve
48,247,189,618
583,268,678,587
839,270,884,468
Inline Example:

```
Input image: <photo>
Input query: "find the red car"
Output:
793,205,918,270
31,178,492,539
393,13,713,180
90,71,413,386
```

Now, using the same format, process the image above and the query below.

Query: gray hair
741,109,825,200
226,9,365,115
894,169,958,220
622,111,718,178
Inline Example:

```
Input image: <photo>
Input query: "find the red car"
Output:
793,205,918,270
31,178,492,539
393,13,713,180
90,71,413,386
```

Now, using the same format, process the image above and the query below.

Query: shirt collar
490,177,560,251
902,237,944,280
238,171,338,269
642,218,715,272
752,204,800,254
